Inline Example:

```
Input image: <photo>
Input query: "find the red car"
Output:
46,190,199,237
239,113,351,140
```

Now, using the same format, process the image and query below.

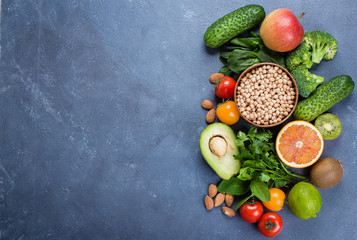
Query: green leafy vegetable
235,193,254,211
234,126,308,189
218,32,286,77
250,179,271,202
258,46,285,67
227,49,260,73
217,178,250,195
222,126,308,210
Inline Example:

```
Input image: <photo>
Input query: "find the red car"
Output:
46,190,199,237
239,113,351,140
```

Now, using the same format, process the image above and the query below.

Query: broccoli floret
303,31,338,64
291,66,324,98
286,43,313,71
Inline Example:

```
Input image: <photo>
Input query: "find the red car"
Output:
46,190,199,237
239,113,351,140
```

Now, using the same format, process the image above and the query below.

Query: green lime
288,182,322,219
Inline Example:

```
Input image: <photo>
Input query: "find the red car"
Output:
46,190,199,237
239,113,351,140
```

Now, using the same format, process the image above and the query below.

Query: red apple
260,9,305,52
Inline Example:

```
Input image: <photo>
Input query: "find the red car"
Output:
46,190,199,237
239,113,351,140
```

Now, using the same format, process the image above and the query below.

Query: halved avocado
200,123,240,180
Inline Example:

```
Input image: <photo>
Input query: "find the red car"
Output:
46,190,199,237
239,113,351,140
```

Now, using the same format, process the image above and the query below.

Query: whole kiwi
310,157,343,189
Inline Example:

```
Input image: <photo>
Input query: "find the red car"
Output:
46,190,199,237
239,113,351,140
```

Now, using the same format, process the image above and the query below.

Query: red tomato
216,101,240,125
214,76,236,99
262,188,286,211
239,200,264,223
258,212,283,238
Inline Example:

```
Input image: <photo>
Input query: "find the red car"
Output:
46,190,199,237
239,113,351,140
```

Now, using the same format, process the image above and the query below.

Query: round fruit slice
276,120,324,168
314,113,342,140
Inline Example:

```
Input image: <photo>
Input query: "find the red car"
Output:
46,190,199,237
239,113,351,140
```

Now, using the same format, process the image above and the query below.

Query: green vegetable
303,31,338,64
258,46,286,67
291,66,324,98
204,5,265,48
235,193,254,210
286,43,313,71
293,75,355,121
226,49,261,73
285,31,338,97
217,178,249,195
250,179,271,202
219,32,285,76
217,126,308,209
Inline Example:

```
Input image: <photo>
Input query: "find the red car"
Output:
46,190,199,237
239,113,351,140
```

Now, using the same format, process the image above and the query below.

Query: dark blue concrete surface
1,0,356,239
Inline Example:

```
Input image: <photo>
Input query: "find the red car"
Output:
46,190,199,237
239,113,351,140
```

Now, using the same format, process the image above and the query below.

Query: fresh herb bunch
217,126,308,210
218,31,286,79
235,126,307,187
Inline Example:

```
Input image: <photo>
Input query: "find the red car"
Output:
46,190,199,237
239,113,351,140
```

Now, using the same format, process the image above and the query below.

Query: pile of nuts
201,99,216,123
204,184,236,217
236,64,296,126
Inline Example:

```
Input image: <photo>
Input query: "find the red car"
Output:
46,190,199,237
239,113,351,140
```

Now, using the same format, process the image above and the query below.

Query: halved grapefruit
276,121,324,168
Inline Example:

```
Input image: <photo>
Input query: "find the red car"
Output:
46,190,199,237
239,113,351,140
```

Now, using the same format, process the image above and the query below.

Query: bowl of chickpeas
234,63,299,127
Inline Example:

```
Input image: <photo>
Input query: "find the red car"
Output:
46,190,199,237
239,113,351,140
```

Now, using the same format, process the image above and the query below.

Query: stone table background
1,0,356,239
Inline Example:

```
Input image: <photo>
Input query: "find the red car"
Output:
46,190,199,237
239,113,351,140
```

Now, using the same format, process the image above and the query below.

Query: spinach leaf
218,65,232,76
217,178,250,196
258,46,286,67
250,179,271,202
228,37,262,49
235,193,254,211
227,49,260,73
228,58,260,74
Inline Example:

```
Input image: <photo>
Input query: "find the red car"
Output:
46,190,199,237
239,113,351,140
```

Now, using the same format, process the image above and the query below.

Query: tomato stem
264,220,277,231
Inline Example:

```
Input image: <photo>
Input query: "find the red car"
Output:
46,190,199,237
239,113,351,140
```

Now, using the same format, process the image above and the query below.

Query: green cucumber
204,5,265,48
293,75,355,122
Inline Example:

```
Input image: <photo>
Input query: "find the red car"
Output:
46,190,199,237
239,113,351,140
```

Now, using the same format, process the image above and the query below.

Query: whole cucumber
204,5,265,48
293,75,355,122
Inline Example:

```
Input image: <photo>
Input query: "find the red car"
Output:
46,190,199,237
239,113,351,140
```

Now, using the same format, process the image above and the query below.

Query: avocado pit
209,136,228,157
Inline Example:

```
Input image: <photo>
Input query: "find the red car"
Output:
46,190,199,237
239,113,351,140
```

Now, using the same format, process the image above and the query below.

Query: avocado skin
293,75,355,122
204,5,265,48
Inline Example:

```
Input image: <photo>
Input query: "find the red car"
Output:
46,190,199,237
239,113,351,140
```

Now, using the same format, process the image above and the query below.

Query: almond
209,73,224,84
201,100,214,110
222,206,236,217
225,194,234,207
215,193,225,207
208,184,217,198
206,109,216,123
204,195,214,210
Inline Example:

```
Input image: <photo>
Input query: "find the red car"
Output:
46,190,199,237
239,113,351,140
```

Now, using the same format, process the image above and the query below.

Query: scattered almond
209,73,224,84
222,206,236,217
201,100,214,110
225,194,234,207
215,193,225,207
208,184,218,198
204,195,214,210
206,109,216,123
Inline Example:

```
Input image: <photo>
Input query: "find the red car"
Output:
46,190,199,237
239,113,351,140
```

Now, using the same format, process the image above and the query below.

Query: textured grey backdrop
1,0,356,239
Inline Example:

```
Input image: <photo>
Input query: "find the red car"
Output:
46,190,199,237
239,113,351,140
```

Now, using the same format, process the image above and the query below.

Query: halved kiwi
314,113,342,140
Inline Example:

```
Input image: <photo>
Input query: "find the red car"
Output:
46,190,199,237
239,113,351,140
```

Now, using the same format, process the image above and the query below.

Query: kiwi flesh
310,157,343,189
314,113,342,140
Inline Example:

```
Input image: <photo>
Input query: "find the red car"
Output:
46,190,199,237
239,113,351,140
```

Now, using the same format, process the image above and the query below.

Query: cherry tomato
258,212,283,238
216,101,240,125
214,76,236,99
262,188,286,211
239,200,264,223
